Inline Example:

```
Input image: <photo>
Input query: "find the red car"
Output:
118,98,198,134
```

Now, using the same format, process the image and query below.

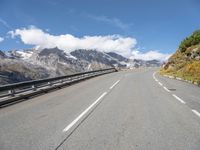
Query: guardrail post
81,74,84,79
8,89,15,97
48,82,52,86
32,85,37,91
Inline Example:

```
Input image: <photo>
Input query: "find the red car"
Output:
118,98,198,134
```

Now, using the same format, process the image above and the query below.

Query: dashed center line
158,82,163,86
109,80,120,89
163,86,170,92
153,72,156,77
62,78,121,133
63,92,107,133
191,109,200,118
172,94,186,104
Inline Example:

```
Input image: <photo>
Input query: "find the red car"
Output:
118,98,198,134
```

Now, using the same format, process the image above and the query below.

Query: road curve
0,68,200,150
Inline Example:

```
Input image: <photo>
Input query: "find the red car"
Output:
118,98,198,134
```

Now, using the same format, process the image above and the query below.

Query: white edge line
109,80,120,89
191,109,200,118
158,82,163,86
153,72,156,78
172,94,186,104
63,92,107,132
153,72,158,82
163,86,170,92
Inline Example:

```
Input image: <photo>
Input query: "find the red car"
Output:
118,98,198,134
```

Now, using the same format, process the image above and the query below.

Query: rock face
71,49,127,68
0,50,7,58
161,29,200,85
30,48,87,76
106,52,129,62
0,56,49,84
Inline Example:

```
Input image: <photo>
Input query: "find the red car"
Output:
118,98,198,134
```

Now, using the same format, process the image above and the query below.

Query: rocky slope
0,50,7,58
0,53,50,84
161,30,200,85
71,49,127,68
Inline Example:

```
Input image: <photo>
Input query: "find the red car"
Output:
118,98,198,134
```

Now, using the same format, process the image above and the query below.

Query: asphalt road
0,68,200,150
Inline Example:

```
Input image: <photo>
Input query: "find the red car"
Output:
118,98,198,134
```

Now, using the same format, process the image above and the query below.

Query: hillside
161,30,200,85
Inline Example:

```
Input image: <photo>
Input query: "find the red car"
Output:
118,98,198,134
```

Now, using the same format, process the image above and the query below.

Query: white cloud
7,31,15,39
8,26,136,57
0,18,11,29
86,15,131,31
8,26,171,61
0,37,4,42
130,50,171,61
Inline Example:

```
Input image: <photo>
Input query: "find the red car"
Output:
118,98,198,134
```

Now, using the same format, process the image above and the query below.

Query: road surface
0,68,200,150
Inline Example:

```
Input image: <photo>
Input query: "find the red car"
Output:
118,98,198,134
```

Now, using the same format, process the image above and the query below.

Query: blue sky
0,0,200,59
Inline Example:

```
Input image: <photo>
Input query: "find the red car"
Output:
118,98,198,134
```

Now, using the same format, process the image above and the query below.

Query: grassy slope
160,33,200,85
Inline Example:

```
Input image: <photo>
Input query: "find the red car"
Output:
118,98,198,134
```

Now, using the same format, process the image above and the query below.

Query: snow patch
16,50,33,59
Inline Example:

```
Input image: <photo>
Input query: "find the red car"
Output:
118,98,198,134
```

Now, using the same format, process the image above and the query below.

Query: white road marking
153,73,163,86
169,76,174,79
191,109,200,118
153,73,170,94
109,80,120,89
63,92,107,133
153,72,156,78
163,86,170,92
172,94,186,104
176,77,182,81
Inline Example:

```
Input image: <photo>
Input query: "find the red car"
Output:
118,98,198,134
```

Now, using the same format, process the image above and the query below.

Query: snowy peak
6,49,33,60
0,47,162,84
106,52,129,62
38,47,77,60
70,49,127,68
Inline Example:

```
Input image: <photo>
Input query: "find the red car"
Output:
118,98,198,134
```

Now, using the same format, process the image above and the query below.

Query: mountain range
0,48,162,84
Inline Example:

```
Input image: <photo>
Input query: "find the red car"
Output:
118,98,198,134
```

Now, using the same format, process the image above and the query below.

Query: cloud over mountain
8,26,171,61
8,26,136,57
130,50,171,61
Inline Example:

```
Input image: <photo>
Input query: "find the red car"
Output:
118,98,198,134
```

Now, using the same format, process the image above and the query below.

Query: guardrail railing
0,68,117,107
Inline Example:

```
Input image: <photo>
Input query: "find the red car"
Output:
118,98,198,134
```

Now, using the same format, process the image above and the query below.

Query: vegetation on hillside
161,30,200,85
179,30,200,52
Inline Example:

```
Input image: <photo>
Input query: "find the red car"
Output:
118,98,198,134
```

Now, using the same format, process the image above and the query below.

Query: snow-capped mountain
6,49,33,60
0,48,127,84
0,48,162,84
0,51,50,84
106,52,129,62
29,48,87,76
71,49,127,68
127,59,162,68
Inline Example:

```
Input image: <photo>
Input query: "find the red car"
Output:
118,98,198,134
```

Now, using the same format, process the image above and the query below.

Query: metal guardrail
0,75,8,79
0,68,117,107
